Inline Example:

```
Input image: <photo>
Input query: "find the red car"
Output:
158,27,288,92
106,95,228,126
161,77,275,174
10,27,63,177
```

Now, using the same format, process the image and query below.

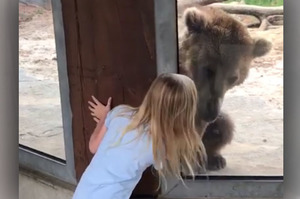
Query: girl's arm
89,118,108,154
88,96,112,154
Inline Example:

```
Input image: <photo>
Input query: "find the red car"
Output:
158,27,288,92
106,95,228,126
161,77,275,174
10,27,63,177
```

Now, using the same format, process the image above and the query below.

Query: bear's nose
205,98,222,122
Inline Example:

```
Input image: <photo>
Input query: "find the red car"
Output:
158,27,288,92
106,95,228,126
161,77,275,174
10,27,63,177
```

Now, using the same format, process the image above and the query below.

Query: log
177,0,228,15
267,15,284,25
209,4,283,30
259,18,271,30
247,21,261,28
209,4,283,20
197,0,228,6
247,15,283,28
177,1,284,30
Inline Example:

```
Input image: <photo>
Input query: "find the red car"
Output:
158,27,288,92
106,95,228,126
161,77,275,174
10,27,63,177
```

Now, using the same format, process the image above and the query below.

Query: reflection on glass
177,0,283,175
19,2,66,159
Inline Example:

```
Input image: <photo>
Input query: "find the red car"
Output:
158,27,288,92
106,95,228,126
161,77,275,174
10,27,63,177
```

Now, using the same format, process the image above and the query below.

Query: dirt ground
19,2,283,175
19,3,65,159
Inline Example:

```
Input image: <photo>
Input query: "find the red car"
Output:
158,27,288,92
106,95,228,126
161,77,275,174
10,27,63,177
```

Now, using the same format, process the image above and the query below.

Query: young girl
72,73,206,199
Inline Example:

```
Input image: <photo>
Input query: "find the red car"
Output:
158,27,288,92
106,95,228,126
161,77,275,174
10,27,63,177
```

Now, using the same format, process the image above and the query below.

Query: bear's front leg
202,111,234,171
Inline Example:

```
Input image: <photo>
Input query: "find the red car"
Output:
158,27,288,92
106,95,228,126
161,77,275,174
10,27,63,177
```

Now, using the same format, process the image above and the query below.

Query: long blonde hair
118,73,206,185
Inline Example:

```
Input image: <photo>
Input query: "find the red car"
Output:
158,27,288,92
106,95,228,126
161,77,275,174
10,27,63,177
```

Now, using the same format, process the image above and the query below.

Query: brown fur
202,111,234,170
179,5,272,171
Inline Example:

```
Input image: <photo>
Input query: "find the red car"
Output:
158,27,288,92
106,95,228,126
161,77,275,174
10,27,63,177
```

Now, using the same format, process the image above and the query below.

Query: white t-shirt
72,106,155,199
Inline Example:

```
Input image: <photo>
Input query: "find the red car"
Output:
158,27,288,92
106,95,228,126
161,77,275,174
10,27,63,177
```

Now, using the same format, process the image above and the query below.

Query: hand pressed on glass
88,96,112,123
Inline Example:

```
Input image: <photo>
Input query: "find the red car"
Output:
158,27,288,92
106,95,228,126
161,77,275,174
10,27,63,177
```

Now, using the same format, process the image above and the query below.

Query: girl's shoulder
110,105,134,116
105,105,135,126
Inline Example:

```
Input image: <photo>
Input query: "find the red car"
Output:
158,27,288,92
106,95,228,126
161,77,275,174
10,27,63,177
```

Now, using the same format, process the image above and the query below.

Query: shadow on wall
20,0,51,10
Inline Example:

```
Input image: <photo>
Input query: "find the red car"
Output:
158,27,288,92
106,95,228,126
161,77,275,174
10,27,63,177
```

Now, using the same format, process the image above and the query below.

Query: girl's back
72,106,154,199
72,73,206,199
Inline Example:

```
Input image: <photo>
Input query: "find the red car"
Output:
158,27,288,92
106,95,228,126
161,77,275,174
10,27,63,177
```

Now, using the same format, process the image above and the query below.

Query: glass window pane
19,2,66,160
177,0,283,176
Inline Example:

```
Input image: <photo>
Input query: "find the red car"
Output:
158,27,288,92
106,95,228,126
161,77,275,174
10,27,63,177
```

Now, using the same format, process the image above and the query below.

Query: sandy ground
19,3,65,159
19,2,283,175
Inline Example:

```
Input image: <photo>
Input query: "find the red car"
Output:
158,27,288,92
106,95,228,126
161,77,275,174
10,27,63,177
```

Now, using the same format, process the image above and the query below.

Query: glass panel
19,1,66,160
177,0,283,175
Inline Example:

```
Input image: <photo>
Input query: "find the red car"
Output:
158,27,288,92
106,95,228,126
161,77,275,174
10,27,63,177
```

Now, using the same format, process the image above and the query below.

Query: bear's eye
228,76,238,85
203,67,215,78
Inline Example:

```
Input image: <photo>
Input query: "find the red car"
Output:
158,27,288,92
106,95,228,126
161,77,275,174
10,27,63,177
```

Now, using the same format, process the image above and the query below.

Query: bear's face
179,6,272,122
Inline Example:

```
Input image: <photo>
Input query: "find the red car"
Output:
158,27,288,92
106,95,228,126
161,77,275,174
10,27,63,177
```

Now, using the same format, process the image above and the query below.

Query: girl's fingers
88,106,95,112
88,101,96,108
106,97,112,108
92,96,101,105
93,117,100,123
91,112,96,116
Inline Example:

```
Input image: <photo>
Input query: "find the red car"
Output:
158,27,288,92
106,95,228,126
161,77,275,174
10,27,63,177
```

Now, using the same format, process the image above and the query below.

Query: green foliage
226,0,283,6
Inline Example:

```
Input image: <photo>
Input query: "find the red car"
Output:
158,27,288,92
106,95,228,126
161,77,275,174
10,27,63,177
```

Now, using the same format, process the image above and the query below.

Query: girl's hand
88,96,112,122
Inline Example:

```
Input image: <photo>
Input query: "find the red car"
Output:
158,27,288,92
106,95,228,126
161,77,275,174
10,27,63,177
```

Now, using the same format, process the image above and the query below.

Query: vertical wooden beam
61,0,159,196
60,0,89,181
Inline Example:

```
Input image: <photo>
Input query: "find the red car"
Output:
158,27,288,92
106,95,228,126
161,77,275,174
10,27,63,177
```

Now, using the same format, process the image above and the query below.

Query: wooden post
61,0,158,196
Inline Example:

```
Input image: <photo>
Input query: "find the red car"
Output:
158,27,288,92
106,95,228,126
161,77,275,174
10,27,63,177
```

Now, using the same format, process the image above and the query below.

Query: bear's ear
252,38,272,58
183,7,210,33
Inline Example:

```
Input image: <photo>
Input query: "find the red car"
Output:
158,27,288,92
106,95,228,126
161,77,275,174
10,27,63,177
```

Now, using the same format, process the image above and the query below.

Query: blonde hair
117,73,206,186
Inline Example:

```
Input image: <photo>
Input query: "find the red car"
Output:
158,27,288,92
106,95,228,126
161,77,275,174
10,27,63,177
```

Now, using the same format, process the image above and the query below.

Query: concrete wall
19,170,280,199
19,172,74,199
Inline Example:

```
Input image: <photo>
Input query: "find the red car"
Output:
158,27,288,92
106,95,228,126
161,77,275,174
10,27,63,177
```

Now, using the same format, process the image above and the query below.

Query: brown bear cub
178,5,272,171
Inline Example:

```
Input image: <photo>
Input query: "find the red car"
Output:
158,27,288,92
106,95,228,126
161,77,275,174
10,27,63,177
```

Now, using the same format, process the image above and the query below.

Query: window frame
18,0,76,185
18,0,284,195
154,0,283,197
